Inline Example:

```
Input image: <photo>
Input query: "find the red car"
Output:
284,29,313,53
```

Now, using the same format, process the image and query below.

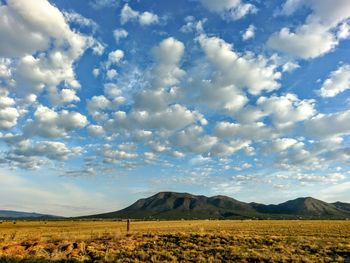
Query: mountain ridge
83,192,350,220
0,210,62,219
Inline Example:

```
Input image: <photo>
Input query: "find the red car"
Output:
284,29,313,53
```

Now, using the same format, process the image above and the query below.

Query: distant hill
333,202,350,212
251,197,349,218
0,210,61,219
83,192,350,220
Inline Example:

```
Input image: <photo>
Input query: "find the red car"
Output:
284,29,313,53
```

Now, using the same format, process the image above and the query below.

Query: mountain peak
152,191,196,198
298,196,317,201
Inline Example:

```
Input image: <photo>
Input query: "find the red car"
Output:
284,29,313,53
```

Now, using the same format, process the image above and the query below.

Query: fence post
127,219,130,232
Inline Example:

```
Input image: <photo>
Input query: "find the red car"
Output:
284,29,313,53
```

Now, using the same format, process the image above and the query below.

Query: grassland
0,220,349,262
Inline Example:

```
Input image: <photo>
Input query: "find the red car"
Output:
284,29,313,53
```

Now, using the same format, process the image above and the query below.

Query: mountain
83,192,350,220
251,197,350,218
333,202,350,212
0,210,61,219
85,192,259,219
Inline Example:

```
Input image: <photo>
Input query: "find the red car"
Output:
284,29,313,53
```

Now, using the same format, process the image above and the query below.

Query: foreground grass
0,220,349,262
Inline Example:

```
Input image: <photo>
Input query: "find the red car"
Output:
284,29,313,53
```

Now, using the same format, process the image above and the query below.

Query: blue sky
0,0,350,216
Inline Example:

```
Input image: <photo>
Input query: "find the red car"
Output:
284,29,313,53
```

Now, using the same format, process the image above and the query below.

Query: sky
0,0,350,217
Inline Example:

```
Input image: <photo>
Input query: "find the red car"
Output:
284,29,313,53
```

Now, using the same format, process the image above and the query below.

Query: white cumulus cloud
120,4,159,26
268,0,350,59
319,64,350,97
242,24,255,41
198,0,257,20
24,105,88,138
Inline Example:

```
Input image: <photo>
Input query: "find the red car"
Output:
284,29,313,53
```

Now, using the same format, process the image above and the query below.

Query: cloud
87,37,105,56
282,61,300,72
120,4,159,26
133,130,153,142
134,89,177,112
257,93,316,129
3,154,47,170
337,21,350,40
106,69,118,80
105,104,206,135
131,104,206,131
198,0,257,20
104,83,124,99
90,0,119,9
268,0,350,59
242,24,255,41
0,0,78,57
234,106,265,124
47,87,80,106
0,89,20,130
0,0,94,108
172,128,219,155
172,150,185,158
196,82,248,114
120,3,138,24
16,53,82,96
148,141,168,153
273,136,350,171
108,49,124,65
269,138,298,152
113,28,128,42
281,0,350,26
211,140,250,157
0,58,12,79
214,121,276,141
0,107,19,130
96,49,124,81
267,25,337,59
13,140,82,161
304,110,350,138
88,125,105,136
198,34,281,95
294,172,345,184
189,135,218,154
152,37,185,89
63,11,99,32
319,64,350,97
92,68,100,77
180,17,206,34
24,105,88,138
279,0,303,16
0,135,84,169
139,12,159,26
87,95,112,121
0,0,88,59
99,144,138,164
171,125,204,148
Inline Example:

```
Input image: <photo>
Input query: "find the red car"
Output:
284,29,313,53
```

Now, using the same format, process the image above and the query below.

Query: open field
0,220,350,262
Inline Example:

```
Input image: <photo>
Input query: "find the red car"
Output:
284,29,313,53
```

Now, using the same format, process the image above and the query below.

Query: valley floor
0,220,349,262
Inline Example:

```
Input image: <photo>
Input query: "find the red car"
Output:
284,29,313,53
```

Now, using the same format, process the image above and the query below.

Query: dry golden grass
0,220,349,262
